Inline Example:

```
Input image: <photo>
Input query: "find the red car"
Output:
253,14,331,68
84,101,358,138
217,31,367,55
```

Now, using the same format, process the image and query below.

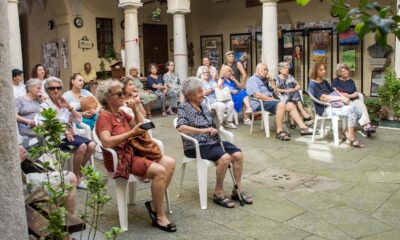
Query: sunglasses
110,91,124,97
47,86,62,91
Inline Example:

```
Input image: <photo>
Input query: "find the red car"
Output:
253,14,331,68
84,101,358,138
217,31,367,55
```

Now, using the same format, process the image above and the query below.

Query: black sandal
290,124,296,129
213,194,235,208
146,201,177,232
276,131,290,141
145,201,156,222
231,191,253,204
303,117,312,122
300,127,313,136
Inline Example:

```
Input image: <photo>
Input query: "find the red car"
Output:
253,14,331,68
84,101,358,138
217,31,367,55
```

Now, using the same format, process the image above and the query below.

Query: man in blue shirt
246,63,313,140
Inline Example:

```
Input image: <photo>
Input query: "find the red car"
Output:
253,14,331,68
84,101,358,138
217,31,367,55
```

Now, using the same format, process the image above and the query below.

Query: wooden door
143,24,168,75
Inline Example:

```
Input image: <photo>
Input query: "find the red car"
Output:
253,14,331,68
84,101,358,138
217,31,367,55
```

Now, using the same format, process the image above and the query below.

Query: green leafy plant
99,48,117,79
377,70,400,118
28,108,122,240
296,0,400,46
365,97,382,124
151,7,161,22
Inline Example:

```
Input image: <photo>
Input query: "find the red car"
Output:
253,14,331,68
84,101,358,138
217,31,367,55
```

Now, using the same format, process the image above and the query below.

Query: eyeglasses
110,91,124,97
47,86,62,91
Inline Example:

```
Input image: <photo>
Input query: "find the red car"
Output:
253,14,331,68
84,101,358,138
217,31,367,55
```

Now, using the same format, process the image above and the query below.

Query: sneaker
245,107,253,113
77,181,87,190
243,118,252,125
224,122,237,129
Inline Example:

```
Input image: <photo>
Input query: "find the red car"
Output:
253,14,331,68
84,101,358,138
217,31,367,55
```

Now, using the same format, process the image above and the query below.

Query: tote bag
215,86,232,102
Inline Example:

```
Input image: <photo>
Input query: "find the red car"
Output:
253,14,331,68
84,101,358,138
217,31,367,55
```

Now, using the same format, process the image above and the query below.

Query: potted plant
151,7,161,22
377,70,400,120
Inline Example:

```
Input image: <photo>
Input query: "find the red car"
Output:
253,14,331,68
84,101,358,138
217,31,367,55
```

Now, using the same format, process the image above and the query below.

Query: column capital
118,0,142,9
167,0,190,14
259,0,279,4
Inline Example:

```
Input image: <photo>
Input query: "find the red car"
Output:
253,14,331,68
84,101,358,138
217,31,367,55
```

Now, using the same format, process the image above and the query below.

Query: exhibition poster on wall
230,33,252,75
308,29,333,82
200,35,223,70
41,40,60,77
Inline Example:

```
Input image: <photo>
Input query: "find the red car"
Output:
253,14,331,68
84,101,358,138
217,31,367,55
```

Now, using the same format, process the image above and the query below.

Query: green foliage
365,97,381,123
105,227,125,240
151,7,161,22
296,0,400,45
99,48,117,79
28,108,121,239
377,70,400,117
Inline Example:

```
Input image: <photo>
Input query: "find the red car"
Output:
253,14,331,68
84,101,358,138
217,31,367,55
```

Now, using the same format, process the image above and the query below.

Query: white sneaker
224,122,237,129
245,107,253,113
77,181,87,190
243,118,252,125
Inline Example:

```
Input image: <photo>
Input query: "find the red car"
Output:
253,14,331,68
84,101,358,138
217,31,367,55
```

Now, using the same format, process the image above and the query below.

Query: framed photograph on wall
200,35,223,70
230,33,253,75
370,70,385,97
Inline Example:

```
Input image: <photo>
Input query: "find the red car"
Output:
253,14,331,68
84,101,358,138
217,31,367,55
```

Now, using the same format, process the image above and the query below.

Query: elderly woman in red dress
95,80,176,232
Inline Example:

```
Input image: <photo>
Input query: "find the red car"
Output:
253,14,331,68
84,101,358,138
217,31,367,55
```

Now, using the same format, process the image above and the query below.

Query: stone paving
73,115,400,240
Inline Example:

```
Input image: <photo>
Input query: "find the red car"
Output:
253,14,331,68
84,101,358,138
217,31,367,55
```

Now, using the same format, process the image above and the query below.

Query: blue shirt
147,75,164,91
332,78,357,94
202,78,218,104
308,79,334,116
246,74,274,110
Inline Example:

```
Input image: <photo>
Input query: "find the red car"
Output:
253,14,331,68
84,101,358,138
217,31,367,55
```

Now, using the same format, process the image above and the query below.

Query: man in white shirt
12,68,26,99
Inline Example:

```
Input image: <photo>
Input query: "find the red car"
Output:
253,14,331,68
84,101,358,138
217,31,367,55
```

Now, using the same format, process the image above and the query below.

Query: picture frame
200,35,223,70
230,33,253,74
370,70,385,97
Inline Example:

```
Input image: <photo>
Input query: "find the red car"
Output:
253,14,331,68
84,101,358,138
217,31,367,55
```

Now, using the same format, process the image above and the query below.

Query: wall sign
78,36,93,51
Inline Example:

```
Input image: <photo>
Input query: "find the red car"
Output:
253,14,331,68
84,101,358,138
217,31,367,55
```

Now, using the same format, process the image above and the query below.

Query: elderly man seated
246,63,313,141
176,77,253,208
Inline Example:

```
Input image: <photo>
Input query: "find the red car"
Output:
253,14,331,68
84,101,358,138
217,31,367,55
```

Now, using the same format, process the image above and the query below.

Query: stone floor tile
366,171,400,184
303,235,328,240
225,215,309,240
313,205,393,238
286,212,354,240
283,192,344,211
359,230,400,240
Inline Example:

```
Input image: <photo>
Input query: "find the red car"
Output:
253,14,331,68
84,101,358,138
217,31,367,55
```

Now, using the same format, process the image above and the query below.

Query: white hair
96,79,123,107
181,77,203,98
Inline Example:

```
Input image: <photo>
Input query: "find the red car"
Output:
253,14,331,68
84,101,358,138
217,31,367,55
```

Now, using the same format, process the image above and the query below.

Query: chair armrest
219,127,234,144
100,146,119,171
357,93,364,103
177,131,201,161
73,122,92,140
307,91,331,106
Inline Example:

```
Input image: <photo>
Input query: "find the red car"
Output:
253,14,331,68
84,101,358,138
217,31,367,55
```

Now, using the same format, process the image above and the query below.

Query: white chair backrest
92,126,102,147
307,91,331,117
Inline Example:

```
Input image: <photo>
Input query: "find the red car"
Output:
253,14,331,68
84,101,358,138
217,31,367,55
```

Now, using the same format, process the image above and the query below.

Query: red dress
95,110,153,179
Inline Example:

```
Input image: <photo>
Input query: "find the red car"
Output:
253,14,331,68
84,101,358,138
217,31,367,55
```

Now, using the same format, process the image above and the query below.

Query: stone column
168,0,190,82
0,0,28,239
396,0,400,77
119,0,142,76
260,0,279,77
8,0,23,69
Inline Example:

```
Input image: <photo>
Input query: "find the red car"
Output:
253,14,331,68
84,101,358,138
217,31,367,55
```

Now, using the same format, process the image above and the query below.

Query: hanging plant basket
151,7,161,22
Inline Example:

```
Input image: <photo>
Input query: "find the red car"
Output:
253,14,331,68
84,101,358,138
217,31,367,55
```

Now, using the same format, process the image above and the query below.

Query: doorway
143,24,168,75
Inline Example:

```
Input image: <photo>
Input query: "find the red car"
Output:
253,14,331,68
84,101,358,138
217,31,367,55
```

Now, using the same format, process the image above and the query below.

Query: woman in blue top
308,62,364,148
146,63,176,117
63,73,101,129
218,65,252,124
332,63,375,135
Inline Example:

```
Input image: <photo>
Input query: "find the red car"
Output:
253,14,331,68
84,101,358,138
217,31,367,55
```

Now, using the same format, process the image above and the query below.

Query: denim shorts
257,100,280,114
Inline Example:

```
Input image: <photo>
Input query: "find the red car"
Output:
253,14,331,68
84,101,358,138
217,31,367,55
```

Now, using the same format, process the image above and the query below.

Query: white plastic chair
249,98,272,137
204,96,239,125
71,121,95,170
92,127,171,231
173,117,234,210
308,92,347,146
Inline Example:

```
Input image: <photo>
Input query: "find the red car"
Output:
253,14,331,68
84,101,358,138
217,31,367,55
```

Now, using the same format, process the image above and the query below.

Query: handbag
128,133,162,161
215,86,232,102
329,92,344,108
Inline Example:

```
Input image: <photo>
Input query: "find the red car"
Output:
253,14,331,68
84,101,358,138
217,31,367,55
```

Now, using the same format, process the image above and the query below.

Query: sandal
144,201,156,222
213,194,235,208
167,109,176,115
146,113,152,118
162,112,167,117
303,116,313,122
276,131,290,141
300,127,313,136
342,134,364,148
231,190,253,204
146,201,177,232
290,124,296,129
363,126,376,135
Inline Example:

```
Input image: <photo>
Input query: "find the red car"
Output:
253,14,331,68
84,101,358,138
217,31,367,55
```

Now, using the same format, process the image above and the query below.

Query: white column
118,0,142,76
8,0,23,69
395,0,400,77
260,0,279,77
168,0,190,82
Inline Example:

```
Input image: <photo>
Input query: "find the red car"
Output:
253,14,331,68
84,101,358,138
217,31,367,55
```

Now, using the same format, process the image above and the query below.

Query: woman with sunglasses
41,77,96,188
95,80,176,232
63,73,102,130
